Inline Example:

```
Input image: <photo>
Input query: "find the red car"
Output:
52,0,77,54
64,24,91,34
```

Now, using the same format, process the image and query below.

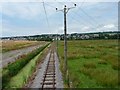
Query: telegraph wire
42,1,50,28
42,2,100,32
71,1,104,31
72,1,99,25
71,10,97,27
56,2,97,30
45,3,56,9
80,0,86,7
68,13,88,27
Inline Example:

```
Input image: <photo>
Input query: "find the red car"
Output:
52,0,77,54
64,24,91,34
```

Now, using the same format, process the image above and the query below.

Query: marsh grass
98,60,107,65
58,40,119,88
84,62,96,69
80,68,118,87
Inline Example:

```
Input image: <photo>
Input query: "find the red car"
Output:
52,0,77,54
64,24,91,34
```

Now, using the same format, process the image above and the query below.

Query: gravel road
1,44,43,68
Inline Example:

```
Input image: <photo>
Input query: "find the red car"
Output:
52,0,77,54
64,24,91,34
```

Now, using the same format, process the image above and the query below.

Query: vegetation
2,43,49,88
2,40,46,52
58,40,119,88
4,44,50,88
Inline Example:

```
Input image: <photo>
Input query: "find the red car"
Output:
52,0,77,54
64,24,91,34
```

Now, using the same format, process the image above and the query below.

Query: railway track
25,44,63,88
41,50,56,89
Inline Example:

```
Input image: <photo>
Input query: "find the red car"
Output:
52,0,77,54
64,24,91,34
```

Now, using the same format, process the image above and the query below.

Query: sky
0,0,119,37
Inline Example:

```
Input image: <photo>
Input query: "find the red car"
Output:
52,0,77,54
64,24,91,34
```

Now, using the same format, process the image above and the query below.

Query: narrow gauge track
41,50,56,89
25,43,63,88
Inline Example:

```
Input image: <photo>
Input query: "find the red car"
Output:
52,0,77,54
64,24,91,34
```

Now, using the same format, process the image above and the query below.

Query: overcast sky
0,0,119,37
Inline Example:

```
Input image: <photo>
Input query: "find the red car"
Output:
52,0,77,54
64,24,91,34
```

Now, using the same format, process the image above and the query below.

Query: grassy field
58,40,119,88
1,40,46,52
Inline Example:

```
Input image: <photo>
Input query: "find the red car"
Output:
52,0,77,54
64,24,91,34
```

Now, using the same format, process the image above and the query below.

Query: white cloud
1,3,44,20
104,24,115,29
1,1,118,37
1,2,62,20
82,26,90,30
96,23,117,32
68,23,118,34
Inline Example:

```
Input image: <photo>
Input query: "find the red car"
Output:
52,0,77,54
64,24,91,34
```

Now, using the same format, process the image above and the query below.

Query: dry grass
2,40,46,52
98,60,107,65
84,62,96,69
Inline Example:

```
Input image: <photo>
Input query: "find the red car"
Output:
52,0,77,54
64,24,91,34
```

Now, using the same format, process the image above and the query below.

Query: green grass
5,50,43,88
58,40,119,88
2,43,49,89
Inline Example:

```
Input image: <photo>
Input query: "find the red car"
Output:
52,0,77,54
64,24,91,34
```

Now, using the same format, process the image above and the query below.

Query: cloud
104,24,115,29
96,23,117,32
1,2,44,20
67,23,118,34
82,26,90,30
1,2,118,37
1,2,62,20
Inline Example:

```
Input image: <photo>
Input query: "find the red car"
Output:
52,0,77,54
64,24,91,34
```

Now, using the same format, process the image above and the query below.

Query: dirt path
1,44,43,68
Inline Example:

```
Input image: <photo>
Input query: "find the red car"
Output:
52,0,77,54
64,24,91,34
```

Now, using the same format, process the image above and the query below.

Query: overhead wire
56,1,96,31
79,7,103,29
71,10,97,28
80,0,86,7
42,0,50,28
72,1,98,24
72,2,104,29
45,3,56,9
43,1,101,33
67,14,90,32
43,2,63,34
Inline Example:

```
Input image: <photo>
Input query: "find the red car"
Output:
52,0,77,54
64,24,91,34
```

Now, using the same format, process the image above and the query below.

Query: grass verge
2,43,49,89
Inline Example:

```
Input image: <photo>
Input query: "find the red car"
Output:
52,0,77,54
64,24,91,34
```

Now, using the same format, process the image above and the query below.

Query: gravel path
27,50,63,88
1,45,43,68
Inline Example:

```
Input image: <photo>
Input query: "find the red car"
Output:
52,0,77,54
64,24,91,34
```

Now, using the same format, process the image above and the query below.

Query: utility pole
56,4,76,86
57,33,58,54
56,33,58,54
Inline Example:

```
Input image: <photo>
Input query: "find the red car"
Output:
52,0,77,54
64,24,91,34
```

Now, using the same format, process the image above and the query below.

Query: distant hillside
1,31,120,41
